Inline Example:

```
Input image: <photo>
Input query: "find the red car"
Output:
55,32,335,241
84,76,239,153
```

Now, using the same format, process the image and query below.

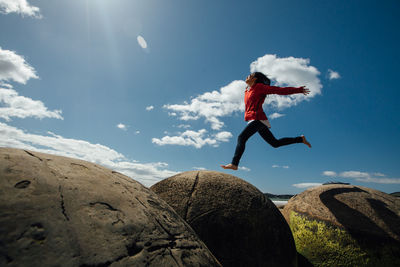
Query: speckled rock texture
0,148,220,267
283,184,400,266
151,170,297,267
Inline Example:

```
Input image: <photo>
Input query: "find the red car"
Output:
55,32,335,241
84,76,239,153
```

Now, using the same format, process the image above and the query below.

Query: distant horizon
1,0,399,195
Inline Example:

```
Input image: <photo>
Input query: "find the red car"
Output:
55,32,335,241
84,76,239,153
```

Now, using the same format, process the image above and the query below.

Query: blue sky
1,0,399,194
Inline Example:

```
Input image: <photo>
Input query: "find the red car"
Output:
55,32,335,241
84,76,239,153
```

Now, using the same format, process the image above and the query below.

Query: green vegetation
289,211,400,267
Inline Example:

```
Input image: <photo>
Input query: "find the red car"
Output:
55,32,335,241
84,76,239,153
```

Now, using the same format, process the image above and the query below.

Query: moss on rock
289,211,400,267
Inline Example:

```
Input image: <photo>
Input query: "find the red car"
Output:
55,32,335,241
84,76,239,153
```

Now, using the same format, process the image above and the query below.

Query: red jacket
244,83,303,121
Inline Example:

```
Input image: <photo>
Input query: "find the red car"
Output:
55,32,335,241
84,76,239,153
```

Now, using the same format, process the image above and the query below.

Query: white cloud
272,164,289,169
137,35,148,49
340,171,370,179
146,105,154,111
357,177,400,184
0,86,63,121
269,112,285,120
323,170,400,184
0,48,63,122
215,131,233,142
152,129,232,149
293,183,322,188
239,166,251,172
193,167,206,171
327,69,341,80
164,54,321,130
164,80,246,130
0,82,12,88
0,122,178,187
250,54,322,109
117,123,127,131
0,0,41,18
135,130,140,134
323,171,337,177
176,124,191,129
0,47,38,84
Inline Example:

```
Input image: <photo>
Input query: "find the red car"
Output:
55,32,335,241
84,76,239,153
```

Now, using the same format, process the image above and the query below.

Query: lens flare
137,35,147,49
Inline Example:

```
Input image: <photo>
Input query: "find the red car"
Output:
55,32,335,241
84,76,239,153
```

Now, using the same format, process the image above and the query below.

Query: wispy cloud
0,86,63,121
214,131,232,142
322,171,337,177
0,48,62,121
269,112,285,120
193,167,206,170
339,171,370,179
163,54,321,131
327,69,341,80
146,105,154,111
176,124,191,129
0,122,177,187
117,123,127,131
239,166,251,171
0,0,42,18
272,164,289,169
152,129,232,149
0,47,38,84
292,182,322,188
323,170,400,184
164,80,245,130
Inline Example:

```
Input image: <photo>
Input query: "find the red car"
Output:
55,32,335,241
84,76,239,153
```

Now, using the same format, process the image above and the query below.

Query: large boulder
0,148,220,266
282,184,400,267
151,170,297,267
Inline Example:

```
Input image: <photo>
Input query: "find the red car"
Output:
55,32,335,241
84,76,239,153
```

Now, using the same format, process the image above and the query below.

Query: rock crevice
58,185,70,221
151,170,297,267
0,148,220,267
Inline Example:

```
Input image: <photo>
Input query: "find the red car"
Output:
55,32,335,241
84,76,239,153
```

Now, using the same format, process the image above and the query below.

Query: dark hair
252,72,271,85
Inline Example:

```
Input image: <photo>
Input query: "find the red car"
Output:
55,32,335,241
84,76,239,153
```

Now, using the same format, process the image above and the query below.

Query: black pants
231,120,303,166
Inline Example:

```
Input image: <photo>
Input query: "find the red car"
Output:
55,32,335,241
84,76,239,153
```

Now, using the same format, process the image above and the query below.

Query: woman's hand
300,86,310,95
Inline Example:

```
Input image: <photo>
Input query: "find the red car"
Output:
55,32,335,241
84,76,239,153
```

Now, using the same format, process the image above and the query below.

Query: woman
221,72,311,170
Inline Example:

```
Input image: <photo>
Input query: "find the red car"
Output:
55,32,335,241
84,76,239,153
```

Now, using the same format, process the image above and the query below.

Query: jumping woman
221,72,311,170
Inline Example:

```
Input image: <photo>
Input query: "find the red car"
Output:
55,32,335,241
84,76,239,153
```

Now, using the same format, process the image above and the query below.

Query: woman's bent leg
231,121,261,166
258,126,303,148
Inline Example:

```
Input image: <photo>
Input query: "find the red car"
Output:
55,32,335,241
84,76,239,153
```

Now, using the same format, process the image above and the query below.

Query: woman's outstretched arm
257,83,310,95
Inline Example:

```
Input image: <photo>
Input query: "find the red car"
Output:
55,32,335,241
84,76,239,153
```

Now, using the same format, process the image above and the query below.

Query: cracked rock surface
151,171,297,267
0,148,220,267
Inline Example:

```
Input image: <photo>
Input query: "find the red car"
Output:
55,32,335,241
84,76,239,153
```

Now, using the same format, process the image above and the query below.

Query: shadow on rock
367,198,400,238
297,252,314,267
319,187,400,246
